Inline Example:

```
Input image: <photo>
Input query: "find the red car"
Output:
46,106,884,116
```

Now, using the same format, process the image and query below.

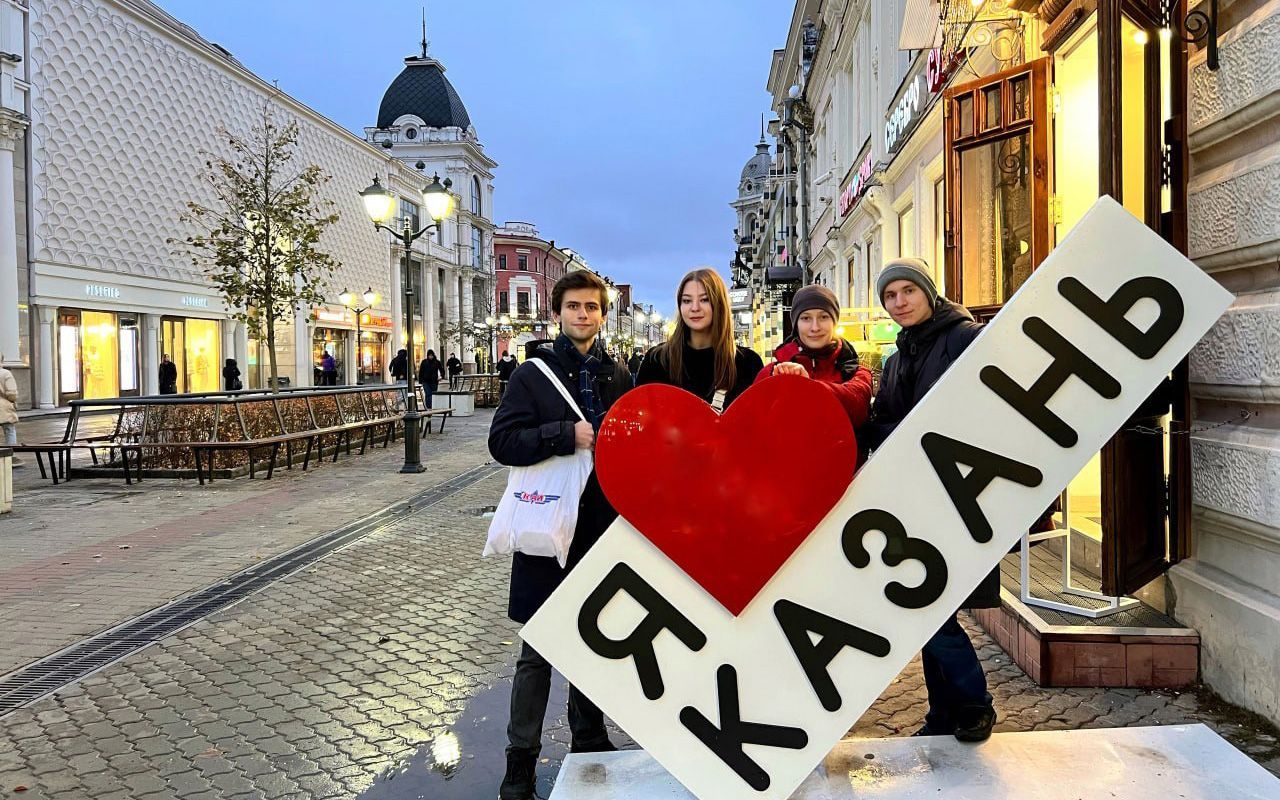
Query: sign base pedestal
549,724,1278,799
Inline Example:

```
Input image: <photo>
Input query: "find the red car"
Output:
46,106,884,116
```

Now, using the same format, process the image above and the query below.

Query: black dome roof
377,56,471,130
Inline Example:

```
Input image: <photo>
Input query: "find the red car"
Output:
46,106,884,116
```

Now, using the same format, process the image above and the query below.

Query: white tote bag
483,359,594,567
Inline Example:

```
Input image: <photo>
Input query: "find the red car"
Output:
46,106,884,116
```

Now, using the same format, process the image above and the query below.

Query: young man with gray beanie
865,257,998,742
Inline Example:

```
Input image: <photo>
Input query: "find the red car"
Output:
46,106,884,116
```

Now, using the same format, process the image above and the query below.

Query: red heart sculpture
595,375,856,616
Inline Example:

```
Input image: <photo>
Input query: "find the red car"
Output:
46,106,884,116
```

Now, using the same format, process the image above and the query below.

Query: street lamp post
338,287,378,385
360,174,455,474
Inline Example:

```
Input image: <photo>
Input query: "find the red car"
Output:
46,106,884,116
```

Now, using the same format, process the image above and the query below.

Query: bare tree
171,101,341,391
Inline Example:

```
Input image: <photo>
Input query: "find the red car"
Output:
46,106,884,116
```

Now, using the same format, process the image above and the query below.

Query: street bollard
0,448,12,514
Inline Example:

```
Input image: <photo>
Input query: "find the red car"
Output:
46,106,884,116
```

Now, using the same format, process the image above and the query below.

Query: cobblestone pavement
0,428,1277,798
0,411,494,674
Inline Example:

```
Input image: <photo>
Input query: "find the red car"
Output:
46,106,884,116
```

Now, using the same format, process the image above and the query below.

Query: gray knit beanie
876,258,939,309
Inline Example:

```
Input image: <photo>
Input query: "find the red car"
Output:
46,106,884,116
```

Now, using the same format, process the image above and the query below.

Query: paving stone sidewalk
0,432,1276,798
0,410,496,675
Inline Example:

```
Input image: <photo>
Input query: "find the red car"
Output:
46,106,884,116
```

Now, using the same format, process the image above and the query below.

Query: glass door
57,310,82,405
118,317,140,397
162,318,186,393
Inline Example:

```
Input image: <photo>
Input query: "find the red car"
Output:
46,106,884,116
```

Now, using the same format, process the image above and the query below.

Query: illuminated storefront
161,317,221,394
55,309,140,403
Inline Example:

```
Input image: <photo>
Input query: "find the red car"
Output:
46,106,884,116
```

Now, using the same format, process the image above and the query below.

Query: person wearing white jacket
0,357,20,466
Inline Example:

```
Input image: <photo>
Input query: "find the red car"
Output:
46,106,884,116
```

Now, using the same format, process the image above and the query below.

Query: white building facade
0,0,494,407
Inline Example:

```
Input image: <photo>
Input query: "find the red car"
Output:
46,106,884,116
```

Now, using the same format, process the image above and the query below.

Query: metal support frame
1019,490,1140,619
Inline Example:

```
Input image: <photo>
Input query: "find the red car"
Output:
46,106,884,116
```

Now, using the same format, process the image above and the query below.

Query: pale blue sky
155,0,790,310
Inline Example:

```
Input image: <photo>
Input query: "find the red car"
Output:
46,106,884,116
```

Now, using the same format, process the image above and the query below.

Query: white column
444,268,459,362
461,276,475,370
423,259,437,357
293,305,311,387
36,306,55,408
390,251,403,357
0,114,26,368
142,313,160,396
221,320,236,386
233,322,248,369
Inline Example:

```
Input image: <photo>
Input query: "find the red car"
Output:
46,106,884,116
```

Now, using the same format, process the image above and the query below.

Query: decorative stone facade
5,0,494,404
1174,0,1280,729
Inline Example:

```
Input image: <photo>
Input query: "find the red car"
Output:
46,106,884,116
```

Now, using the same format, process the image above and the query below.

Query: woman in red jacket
755,284,873,436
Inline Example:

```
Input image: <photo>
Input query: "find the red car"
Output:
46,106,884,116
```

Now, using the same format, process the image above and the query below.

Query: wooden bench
19,386,411,484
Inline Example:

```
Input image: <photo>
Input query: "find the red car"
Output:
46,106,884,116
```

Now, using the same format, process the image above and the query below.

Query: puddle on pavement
358,670,619,800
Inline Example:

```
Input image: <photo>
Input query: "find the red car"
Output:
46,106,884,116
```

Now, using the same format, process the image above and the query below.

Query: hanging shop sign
838,150,877,217
885,48,962,155
520,197,1233,800
729,288,753,310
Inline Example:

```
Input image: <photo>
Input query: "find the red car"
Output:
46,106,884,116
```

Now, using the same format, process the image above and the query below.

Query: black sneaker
569,738,618,754
953,704,997,743
911,722,954,737
499,752,536,800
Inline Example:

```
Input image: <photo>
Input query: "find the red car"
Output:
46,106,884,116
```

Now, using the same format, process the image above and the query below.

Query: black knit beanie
791,285,841,335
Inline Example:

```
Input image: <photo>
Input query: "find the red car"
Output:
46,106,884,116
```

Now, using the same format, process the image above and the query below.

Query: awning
899,0,942,50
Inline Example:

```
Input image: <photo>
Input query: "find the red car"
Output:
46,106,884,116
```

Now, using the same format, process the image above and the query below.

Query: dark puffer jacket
865,299,1000,609
487,338,631,623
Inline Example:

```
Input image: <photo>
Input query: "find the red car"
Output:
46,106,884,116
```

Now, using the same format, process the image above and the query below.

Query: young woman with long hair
635,267,763,409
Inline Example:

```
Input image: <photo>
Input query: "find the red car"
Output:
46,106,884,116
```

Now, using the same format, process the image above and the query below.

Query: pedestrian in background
0,358,20,465
446,353,463,389
320,351,337,386
636,267,762,411
158,354,178,395
222,358,242,391
418,349,444,409
489,270,631,800
864,257,998,742
389,349,408,383
496,350,517,399
754,284,872,459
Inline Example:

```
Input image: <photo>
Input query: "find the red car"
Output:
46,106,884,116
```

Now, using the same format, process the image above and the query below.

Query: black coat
447,357,463,376
488,340,632,623
418,357,444,388
389,353,407,381
865,300,1000,609
634,342,764,409
158,361,178,394
496,357,518,381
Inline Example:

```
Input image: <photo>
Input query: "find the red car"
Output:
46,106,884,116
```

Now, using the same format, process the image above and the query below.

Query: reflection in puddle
357,669,633,800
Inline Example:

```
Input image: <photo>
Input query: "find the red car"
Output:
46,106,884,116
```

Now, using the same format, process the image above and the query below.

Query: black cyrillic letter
578,562,707,700
921,432,1043,544
980,316,1121,447
1059,275,1185,359
679,665,808,791
842,509,949,609
774,600,890,711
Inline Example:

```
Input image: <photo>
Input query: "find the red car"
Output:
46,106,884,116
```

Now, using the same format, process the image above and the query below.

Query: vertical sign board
522,197,1234,800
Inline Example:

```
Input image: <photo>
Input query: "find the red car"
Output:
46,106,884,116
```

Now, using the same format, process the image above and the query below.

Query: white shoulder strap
529,358,588,423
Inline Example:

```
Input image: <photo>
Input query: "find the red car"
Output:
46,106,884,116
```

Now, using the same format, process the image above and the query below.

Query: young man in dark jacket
489,270,631,800
864,257,999,743
495,350,518,398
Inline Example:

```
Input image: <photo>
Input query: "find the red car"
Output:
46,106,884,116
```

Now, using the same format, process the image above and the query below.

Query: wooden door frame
943,57,1054,319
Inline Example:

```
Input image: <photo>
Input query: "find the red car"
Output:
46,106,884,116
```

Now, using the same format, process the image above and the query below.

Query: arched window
471,176,482,216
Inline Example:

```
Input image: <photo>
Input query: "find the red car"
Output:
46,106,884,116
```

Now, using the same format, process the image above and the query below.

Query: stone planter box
432,391,475,417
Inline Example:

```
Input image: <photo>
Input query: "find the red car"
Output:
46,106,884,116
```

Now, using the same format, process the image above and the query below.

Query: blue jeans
921,613,992,732
1,422,15,446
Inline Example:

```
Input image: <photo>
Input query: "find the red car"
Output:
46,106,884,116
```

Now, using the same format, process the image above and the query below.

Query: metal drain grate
0,462,506,716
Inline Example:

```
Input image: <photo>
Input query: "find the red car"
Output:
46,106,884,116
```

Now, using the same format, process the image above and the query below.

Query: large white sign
523,198,1234,800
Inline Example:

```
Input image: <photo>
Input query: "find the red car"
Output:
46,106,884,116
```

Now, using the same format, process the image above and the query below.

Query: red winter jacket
754,338,873,430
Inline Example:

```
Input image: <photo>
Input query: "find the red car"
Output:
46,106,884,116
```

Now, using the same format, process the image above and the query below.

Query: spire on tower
420,7,429,58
